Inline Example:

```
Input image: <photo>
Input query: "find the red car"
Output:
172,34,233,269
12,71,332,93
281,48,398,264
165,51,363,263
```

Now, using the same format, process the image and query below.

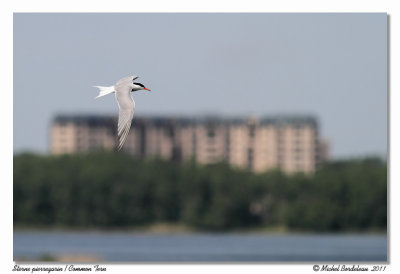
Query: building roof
53,114,117,126
53,114,318,127
260,115,318,127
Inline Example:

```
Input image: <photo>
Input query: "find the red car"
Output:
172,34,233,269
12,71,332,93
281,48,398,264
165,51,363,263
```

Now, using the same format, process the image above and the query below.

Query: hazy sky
13,13,387,159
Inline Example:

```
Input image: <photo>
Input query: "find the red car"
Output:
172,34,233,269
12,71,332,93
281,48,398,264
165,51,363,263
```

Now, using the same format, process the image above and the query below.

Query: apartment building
50,115,116,154
50,114,328,173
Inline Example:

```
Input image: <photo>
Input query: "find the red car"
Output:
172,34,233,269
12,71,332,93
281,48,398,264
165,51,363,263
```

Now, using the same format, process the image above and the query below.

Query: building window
207,147,216,154
249,125,255,138
247,148,254,169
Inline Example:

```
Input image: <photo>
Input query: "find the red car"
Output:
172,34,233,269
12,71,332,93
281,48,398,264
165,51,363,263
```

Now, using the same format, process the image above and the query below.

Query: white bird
93,75,151,151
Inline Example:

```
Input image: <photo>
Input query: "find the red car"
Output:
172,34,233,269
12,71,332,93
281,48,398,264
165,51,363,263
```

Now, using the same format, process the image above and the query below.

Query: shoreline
13,223,387,235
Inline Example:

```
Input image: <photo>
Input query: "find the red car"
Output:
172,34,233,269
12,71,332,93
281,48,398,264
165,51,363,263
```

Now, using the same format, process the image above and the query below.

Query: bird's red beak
144,88,151,91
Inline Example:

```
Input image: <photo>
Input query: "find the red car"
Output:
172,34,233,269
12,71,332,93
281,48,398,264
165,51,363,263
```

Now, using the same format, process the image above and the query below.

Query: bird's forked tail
93,85,116,99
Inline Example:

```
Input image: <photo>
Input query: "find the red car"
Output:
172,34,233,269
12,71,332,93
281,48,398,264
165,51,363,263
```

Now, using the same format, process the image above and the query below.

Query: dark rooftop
53,114,318,127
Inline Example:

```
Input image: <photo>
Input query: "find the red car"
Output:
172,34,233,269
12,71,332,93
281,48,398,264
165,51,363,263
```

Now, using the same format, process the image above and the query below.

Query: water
13,231,387,262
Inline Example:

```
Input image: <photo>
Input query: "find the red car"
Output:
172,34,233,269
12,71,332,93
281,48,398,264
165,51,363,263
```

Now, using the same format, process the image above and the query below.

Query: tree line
13,152,387,232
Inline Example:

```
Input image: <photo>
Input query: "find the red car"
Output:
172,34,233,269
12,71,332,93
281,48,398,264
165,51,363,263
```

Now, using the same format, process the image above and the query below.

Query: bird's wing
116,75,138,86
115,91,135,151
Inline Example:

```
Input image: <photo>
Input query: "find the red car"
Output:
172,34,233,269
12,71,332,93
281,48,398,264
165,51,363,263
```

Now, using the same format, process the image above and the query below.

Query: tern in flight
93,75,150,151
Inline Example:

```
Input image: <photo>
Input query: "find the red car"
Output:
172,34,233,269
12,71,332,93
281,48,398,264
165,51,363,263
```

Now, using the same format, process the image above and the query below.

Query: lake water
13,231,387,262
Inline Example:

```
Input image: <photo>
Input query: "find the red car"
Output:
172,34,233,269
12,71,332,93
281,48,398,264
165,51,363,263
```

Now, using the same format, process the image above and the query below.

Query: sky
13,13,387,159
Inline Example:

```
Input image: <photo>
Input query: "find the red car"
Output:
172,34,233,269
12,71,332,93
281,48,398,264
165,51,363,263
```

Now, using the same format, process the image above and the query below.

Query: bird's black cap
134,82,145,88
